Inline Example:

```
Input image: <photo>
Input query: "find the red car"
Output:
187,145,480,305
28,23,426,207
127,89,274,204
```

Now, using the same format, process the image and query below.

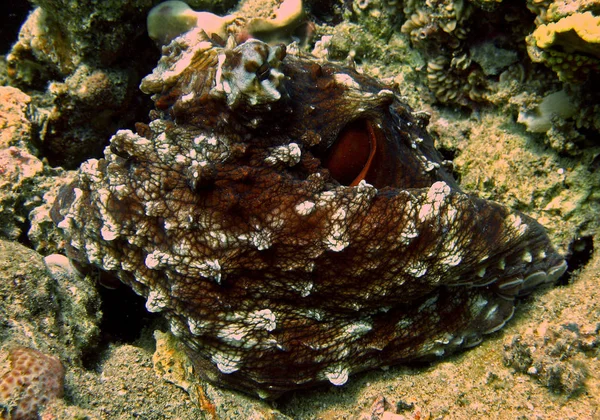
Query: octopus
51,24,567,398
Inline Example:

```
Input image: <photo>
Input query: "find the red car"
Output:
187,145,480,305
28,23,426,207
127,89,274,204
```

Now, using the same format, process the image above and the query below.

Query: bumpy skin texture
52,29,566,398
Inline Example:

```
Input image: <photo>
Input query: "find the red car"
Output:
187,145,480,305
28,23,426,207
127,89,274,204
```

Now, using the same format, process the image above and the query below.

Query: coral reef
52,22,565,398
0,85,78,254
0,0,597,417
0,87,48,241
429,110,599,255
40,343,206,419
0,347,64,420
5,0,157,168
10,0,153,75
38,63,139,167
527,9,600,83
0,145,43,240
346,0,399,40
147,1,239,46
0,87,33,151
517,89,576,133
399,0,490,106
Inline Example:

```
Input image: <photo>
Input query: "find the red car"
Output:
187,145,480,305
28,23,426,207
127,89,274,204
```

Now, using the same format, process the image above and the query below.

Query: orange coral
0,347,64,420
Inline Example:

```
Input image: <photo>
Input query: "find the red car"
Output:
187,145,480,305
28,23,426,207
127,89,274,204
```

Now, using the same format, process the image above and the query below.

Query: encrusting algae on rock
51,0,567,399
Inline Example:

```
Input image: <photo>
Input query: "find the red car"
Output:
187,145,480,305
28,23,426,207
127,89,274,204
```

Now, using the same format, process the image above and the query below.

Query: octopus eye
322,119,378,186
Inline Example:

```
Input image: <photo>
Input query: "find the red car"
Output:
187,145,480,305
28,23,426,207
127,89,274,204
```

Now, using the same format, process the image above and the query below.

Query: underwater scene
0,0,599,418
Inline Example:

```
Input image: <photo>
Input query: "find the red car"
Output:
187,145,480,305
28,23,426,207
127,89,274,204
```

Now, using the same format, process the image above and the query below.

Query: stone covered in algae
0,85,77,252
6,0,157,168
153,330,292,419
0,87,42,240
0,240,100,363
428,110,599,256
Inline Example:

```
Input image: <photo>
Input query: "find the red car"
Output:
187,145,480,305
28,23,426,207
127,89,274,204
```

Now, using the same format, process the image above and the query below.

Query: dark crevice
15,215,33,249
436,146,461,182
437,146,456,162
560,235,594,285
99,282,158,342
82,279,159,369
1,2,32,53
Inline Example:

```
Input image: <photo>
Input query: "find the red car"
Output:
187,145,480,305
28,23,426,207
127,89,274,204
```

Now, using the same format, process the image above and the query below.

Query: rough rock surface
0,240,100,364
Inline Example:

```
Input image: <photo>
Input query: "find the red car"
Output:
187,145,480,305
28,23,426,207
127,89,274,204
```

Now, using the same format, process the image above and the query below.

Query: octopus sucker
51,26,566,398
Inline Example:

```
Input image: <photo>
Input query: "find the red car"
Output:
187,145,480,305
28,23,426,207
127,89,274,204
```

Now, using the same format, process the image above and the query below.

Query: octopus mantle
52,31,567,398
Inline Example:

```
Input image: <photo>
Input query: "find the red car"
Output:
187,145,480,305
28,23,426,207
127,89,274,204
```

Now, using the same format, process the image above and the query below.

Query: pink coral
0,347,64,420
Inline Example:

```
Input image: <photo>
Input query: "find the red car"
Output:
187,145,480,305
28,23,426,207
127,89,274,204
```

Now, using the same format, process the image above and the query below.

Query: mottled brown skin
52,33,566,398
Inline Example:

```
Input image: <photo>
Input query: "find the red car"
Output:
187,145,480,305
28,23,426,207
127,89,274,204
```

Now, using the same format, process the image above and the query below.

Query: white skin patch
418,181,451,222
264,143,302,166
440,253,462,267
484,303,499,321
399,219,419,244
324,206,350,251
324,235,348,252
100,224,119,241
406,261,428,277
472,295,489,313
194,258,222,283
212,352,241,374
507,214,528,236
248,309,277,331
145,250,169,269
213,41,284,107
324,365,349,386
397,318,413,329
169,318,187,338
145,289,169,313
295,200,315,216
188,318,209,335
333,73,360,89
343,321,372,337
538,250,546,259
218,324,250,345
250,228,273,250
418,295,438,312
